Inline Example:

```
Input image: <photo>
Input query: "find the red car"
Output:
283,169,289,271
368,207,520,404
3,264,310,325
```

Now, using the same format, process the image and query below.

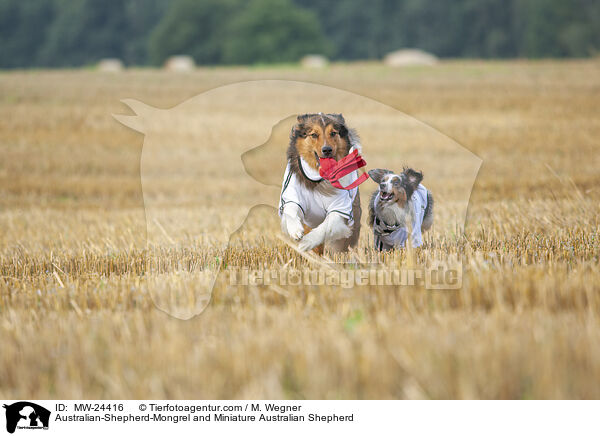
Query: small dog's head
368,168,423,207
290,113,351,169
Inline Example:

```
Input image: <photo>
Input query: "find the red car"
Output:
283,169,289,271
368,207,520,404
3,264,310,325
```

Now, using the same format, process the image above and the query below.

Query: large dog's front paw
282,217,304,241
298,231,323,251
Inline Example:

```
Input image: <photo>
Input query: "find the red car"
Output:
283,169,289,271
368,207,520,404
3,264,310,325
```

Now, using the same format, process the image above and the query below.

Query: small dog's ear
368,169,391,184
403,168,423,191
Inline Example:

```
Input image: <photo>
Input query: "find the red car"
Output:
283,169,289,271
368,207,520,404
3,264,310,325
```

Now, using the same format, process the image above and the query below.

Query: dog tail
422,191,434,231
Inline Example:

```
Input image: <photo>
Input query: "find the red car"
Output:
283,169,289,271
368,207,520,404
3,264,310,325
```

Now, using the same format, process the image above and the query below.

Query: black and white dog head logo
3,402,50,433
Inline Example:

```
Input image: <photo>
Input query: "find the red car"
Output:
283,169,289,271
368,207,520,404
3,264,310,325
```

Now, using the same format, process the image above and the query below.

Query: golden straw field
1,60,599,399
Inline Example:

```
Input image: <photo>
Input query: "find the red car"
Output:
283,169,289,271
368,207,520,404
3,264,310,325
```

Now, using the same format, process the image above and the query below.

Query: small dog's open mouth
380,192,394,201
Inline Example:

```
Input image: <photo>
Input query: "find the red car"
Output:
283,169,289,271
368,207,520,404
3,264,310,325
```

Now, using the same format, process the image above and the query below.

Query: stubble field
1,60,599,399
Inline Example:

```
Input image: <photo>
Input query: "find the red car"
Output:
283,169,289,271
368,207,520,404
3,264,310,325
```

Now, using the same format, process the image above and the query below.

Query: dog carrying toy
318,148,370,190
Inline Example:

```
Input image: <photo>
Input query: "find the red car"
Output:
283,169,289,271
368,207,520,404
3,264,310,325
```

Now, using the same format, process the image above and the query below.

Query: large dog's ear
291,114,310,139
403,168,423,191
368,169,392,184
328,113,348,138
291,123,306,139
328,113,345,124
291,121,307,140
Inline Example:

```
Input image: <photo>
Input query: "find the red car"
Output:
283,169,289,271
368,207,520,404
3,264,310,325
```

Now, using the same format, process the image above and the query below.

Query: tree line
1,0,599,68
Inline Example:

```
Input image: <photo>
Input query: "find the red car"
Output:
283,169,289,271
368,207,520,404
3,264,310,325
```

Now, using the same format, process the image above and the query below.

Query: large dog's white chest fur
279,161,358,228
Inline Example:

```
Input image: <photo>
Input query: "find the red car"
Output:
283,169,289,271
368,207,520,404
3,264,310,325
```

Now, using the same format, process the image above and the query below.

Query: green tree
148,0,238,66
3,0,600,68
0,0,55,68
222,0,330,64
123,0,170,64
294,0,399,60
35,0,167,67
39,0,129,67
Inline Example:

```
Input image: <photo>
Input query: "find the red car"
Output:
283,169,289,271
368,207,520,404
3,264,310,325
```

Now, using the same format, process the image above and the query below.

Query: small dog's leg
280,203,304,241
373,233,396,252
298,213,351,252
421,191,434,232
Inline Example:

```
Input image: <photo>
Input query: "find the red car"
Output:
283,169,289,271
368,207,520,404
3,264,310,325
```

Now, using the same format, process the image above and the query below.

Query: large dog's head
289,113,352,170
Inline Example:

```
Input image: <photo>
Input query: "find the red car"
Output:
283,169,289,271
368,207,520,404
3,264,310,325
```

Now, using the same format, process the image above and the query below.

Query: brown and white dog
279,113,362,253
368,168,434,251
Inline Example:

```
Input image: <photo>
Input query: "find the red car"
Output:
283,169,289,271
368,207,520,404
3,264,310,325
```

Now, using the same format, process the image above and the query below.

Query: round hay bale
301,54,329,69
97,58,124,72
165,56,196,72
383,49,438,67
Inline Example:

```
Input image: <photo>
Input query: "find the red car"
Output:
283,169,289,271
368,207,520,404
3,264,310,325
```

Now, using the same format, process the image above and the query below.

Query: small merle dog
367,168,434,251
